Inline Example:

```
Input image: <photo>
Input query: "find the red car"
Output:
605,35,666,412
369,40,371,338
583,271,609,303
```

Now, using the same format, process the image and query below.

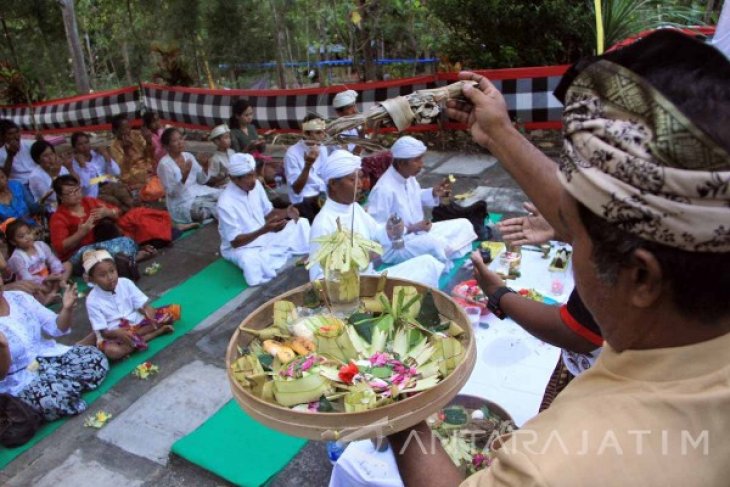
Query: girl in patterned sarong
83,250,181,361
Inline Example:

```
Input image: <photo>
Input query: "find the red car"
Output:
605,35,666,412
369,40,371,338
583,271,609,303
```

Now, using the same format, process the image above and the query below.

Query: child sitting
206,124,233,187
5,218,72,305
83,249,181,360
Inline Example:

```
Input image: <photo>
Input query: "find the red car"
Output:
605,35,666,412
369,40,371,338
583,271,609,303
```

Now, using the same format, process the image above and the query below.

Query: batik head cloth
558,59,730,252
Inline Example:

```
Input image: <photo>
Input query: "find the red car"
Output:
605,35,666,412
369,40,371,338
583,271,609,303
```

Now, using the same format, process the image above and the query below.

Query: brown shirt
109,131,154,186
462,331,730,486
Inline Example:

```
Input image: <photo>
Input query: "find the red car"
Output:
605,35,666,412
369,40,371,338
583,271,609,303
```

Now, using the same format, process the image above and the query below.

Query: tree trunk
121,40,134,85
269,0,287,89
84,32,96,88
59,0,90,93
356,0,377,81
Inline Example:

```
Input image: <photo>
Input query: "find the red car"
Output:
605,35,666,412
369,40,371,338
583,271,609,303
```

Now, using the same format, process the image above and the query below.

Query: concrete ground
0,143,551,487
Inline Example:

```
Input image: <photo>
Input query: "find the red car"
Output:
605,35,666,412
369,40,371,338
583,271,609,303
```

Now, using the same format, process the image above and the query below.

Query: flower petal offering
226,276,476,440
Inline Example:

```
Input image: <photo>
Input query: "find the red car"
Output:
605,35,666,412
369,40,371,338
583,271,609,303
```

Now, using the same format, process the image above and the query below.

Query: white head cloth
391,136,427,159
333,90,358,109
229,153,256,176
318,150,361,184
83,249,114,274
208,124,230,140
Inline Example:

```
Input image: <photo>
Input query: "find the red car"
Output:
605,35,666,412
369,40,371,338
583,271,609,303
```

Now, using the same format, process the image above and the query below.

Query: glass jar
325,267,360,316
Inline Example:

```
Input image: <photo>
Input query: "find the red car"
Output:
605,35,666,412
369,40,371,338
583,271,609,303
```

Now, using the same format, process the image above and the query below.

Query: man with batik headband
309,150,445,289
283,113,328,222
367,135,477,264
390,31,730,486
217,153,310,286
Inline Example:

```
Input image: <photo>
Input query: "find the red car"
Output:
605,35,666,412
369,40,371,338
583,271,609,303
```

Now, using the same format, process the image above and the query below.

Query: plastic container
326,440,348,464
464,306,481,327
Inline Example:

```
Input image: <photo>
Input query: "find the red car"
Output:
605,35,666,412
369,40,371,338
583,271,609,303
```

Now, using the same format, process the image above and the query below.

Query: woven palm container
226,276,476,441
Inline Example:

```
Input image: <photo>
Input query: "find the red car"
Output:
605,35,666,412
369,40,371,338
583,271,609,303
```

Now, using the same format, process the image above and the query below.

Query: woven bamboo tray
226,275,477,441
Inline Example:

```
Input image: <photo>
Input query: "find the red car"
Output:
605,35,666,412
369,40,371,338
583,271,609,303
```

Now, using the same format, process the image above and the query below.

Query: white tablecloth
330,246,574,487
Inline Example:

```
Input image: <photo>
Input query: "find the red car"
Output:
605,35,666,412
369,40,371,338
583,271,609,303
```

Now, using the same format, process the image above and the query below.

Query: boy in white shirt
83,250,181,360
206,124,233,187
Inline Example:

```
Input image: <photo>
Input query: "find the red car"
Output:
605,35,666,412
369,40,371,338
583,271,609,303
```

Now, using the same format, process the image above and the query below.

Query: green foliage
595,0,706,48
428,0,594,68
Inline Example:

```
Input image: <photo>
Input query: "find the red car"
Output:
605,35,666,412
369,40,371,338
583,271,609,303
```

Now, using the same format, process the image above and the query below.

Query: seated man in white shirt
283,113,328,222
332,89,361,154
367,136,477,261
217,153,310,286
0,120,40,185
309,150,444,289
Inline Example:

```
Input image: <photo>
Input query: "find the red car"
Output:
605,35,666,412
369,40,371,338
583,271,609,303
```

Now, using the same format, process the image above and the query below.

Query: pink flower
369,352,389,367
300,355,316,372
368,378,389,390
307,401,320,412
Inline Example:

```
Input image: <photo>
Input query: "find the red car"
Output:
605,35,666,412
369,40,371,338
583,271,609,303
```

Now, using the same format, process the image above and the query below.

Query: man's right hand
470,250,505,296
304,146,319,167
264,217,287,233
445,71,513,149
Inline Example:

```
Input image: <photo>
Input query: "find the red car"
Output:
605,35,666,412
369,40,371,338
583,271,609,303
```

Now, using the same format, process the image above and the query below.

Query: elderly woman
157,128,221,224
0,169,41,227
0,280,108,421
27,140,70,214
48,175,156,274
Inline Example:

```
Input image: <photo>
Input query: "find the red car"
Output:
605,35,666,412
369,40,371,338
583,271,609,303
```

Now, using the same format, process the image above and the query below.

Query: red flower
338,362,359,384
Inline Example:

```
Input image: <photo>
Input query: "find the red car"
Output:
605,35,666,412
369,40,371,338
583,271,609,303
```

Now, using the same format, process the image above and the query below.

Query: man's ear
624,248,664,309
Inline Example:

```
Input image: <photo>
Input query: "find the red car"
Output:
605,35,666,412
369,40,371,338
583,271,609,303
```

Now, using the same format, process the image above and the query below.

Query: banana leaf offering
231,276,468,413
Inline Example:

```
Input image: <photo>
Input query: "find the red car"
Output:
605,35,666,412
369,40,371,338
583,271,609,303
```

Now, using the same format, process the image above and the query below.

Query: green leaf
318,396,335,412
416,291,441,329
370,366,393,379
258,354,274,371
443,406,468,426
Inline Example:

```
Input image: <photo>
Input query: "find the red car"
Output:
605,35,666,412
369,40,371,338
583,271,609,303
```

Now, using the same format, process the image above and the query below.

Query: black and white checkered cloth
1,67,568,133
0,87,140,133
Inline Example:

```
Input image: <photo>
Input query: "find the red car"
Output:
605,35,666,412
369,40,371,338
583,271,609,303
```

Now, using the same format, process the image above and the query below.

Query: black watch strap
487,286,516,320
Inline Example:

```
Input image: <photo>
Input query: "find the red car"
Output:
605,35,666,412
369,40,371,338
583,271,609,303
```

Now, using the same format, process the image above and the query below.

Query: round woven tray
226,275,476,441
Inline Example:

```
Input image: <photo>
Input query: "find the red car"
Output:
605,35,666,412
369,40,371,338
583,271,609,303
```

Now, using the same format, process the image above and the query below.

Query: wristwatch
486,286,516,320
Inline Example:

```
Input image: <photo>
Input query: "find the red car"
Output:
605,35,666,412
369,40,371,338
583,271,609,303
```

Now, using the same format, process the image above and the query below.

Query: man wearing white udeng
367,136,477,264
309,150,444,288
217,153,310,285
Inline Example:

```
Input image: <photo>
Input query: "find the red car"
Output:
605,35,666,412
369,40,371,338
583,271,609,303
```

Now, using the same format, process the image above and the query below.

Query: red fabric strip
560,305,603,347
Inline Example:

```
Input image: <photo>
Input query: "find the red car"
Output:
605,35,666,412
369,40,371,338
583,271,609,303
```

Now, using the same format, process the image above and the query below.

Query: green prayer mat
0,259,248,468
172,401,308,487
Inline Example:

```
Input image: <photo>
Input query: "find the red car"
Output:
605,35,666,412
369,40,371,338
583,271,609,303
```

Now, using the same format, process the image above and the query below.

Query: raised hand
62,282,78,310
470,250,505,296
445,72,512,149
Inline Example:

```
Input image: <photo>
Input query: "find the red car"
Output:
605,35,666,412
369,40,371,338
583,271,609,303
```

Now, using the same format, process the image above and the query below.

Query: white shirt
308,199,389,280
28,165,69,213
284,140,327,204
0,291,70,395
0,140,39,184
157,152,221,223
208,149,233,181
72,150,121,198
366,165,439,226
85,277,149,331
216,180,273,253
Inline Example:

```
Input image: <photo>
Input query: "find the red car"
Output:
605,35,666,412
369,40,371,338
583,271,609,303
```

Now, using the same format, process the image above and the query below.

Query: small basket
226,276,476,441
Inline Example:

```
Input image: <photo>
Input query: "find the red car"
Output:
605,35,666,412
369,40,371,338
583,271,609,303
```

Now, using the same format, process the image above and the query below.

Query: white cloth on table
217,180,310,285
7,241,65,285
85,277,149,332
28,165,69,213
367,165,476,259
157,152,222,223
284,140,327,204
309,199,444,288
72,150,121,198
0,140,39,185
329,441,403,487
208,148,234,180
